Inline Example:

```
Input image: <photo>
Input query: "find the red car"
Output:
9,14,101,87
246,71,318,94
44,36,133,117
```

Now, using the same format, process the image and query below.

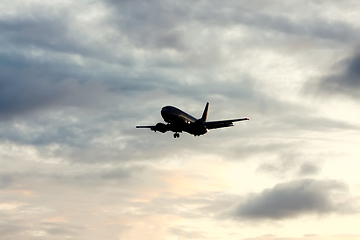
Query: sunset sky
1,0,360,239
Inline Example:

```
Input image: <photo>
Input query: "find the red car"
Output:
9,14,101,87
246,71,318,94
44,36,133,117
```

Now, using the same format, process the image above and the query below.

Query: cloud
0,15,70,53
257,151,321,178
0,0,355,173
41,222,84,237
232,179,355,220
242,234,360,240
103,0,360,53
0,0,359,239
0,223,27,239
0,50,118,120
169,226,206,239
298,162,320,176
305,50,360,99
103,0,190,51
0,165,145,191
0,174,12,189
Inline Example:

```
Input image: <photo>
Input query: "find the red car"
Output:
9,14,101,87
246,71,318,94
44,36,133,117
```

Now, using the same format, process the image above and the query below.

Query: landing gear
173,133,180,138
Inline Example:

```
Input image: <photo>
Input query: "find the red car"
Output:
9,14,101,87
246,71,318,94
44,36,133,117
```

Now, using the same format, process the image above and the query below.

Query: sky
1,0,360,239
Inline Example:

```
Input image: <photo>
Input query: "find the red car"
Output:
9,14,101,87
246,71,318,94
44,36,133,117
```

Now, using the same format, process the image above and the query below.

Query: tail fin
200,102,209,122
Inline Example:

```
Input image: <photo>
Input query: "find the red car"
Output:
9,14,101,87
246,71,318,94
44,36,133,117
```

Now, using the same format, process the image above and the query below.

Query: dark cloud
257,152,299,176
298,162,320,176
0,174,12,189
0,165,144,190
305,51,360,99
42,222,84,237
232,179,354,220
237,13,358,43
0,50,119,120
0,78,108,119
0,223,27,239
103,0,359,55
0,16,70,52
0,10,132,64
257,151,321,178
104,0,190,51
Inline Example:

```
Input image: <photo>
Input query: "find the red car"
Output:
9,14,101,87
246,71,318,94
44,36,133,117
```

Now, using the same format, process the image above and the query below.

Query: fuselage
161,106,208,136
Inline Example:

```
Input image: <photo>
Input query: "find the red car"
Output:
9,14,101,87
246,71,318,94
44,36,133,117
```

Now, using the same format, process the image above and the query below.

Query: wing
136,125,157,130
205,118,249,130
136,123,170,133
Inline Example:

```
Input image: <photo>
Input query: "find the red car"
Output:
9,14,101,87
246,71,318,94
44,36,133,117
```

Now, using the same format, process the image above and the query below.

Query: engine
154,123,168,133
193,120,208,135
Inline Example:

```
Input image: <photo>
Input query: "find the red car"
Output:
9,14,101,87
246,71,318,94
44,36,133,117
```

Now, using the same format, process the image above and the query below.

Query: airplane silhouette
136,102,249,138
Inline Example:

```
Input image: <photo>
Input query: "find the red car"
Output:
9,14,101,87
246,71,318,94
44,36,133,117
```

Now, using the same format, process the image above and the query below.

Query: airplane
136,102,249,138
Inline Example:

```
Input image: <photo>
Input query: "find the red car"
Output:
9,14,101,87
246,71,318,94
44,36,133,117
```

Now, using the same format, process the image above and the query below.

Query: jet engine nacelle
193,119,208,135
155,123,168,133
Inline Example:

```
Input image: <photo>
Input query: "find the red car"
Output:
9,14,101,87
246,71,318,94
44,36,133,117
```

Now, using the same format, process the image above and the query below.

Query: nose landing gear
173,133,180,138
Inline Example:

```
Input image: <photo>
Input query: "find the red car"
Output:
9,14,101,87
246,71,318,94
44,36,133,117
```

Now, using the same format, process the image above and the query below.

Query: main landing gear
173,133,180,138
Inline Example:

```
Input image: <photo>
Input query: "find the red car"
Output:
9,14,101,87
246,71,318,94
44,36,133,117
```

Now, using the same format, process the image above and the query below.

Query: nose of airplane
161,107,171,122
161,107,169,115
